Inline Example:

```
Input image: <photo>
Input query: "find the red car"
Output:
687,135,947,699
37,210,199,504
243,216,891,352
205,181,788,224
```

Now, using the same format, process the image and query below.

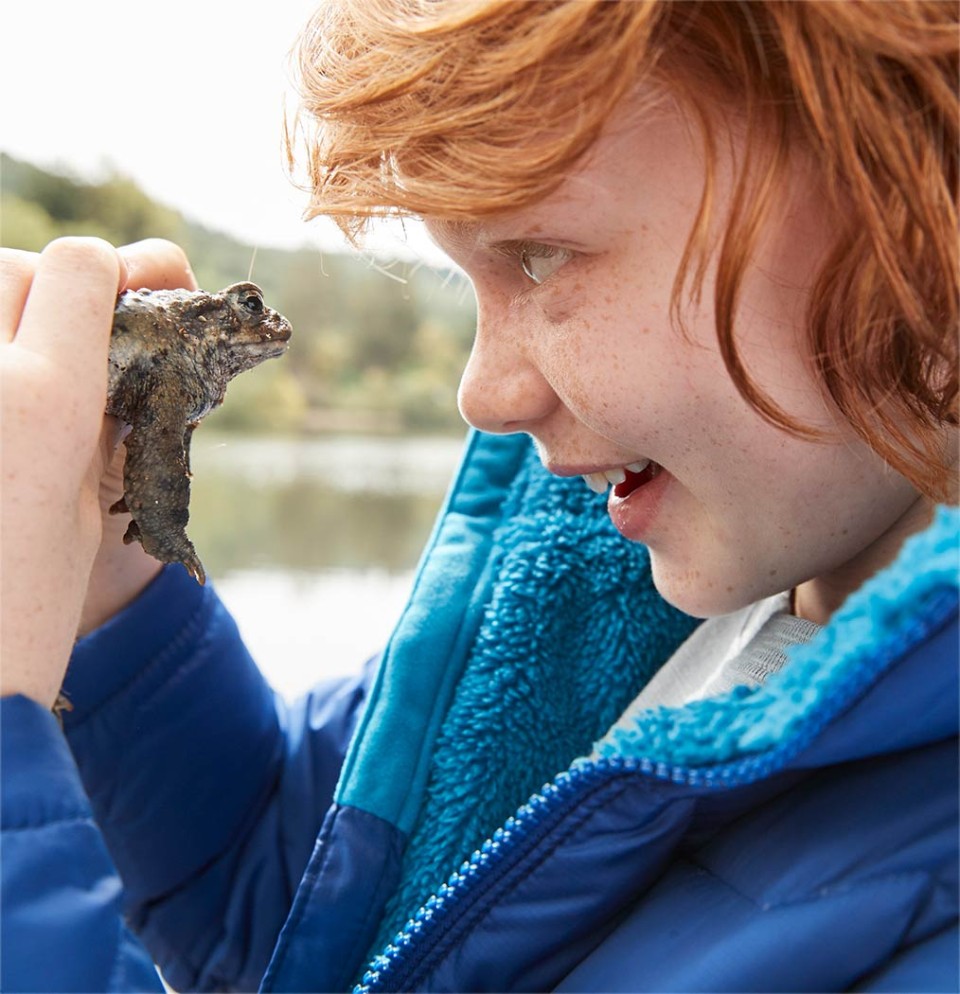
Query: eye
518,243,573,285
241,292,264,314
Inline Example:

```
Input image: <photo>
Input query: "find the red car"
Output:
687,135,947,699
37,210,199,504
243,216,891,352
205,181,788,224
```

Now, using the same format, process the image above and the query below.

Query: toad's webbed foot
115,404,206,584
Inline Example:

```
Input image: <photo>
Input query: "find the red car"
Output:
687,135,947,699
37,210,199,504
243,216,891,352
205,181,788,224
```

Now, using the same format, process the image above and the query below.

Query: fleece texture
370,443,699,959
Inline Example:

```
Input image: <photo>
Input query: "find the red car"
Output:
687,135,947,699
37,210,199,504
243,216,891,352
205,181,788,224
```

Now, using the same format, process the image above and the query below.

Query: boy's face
426,98,926,620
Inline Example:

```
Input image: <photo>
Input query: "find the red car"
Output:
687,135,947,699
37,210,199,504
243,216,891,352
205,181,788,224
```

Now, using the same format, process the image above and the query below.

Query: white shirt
629,592,823,711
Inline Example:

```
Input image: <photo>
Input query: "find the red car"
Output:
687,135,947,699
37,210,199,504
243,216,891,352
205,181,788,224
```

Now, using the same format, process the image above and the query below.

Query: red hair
289,0,959,499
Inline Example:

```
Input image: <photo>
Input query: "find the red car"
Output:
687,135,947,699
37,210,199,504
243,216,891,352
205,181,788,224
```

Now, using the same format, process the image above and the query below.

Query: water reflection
189,432,466,575
193,434,464,495
187,432,466,695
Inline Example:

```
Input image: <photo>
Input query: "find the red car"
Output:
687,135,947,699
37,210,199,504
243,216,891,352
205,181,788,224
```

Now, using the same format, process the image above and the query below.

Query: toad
106,282,292,585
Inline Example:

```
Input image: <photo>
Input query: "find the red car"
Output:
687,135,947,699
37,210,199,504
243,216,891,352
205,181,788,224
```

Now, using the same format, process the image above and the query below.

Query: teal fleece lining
593,504,960,767
367,438,699,959
335,431,529,832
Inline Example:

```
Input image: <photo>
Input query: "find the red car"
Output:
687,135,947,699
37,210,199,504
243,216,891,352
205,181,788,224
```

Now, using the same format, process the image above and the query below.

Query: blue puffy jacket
2,431,958,992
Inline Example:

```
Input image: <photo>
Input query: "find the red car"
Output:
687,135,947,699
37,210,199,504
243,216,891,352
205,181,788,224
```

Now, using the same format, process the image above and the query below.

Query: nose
457,310,559,434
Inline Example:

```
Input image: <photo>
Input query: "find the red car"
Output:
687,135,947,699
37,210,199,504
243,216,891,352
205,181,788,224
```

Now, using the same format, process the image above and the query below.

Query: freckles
553,338,597,414
564,376,596,415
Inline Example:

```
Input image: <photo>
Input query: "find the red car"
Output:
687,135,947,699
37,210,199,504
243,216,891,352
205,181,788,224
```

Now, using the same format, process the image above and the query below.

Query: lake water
189,432,466,699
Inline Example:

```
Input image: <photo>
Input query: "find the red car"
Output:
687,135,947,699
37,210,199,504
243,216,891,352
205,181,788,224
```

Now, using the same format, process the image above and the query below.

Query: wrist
79,534,163,636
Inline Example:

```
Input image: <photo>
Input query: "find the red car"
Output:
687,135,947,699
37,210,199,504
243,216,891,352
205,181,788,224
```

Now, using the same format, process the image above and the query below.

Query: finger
15,237,123,383
120,238,198,293
0,248,38,342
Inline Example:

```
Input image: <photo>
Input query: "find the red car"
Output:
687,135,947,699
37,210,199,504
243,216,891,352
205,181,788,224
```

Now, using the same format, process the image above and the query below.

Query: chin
648,555,780,619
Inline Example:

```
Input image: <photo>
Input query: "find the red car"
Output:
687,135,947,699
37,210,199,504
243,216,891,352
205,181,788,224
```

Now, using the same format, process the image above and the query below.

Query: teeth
581,459,653,494
604,467,627,485
582,472,608,494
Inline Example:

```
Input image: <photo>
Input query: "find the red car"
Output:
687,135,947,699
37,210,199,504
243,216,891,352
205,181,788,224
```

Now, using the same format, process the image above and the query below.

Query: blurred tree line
1,153,476,434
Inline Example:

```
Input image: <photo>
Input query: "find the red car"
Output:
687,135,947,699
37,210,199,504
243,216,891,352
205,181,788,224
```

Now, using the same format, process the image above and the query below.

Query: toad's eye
241,292,264,314
518,243,573,285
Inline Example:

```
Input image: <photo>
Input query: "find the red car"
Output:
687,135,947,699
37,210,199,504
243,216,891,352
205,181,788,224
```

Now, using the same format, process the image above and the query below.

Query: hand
0,237,197,709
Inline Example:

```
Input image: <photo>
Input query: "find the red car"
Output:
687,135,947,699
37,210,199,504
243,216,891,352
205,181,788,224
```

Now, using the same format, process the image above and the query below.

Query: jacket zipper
354,586,957,994
354,753,770,994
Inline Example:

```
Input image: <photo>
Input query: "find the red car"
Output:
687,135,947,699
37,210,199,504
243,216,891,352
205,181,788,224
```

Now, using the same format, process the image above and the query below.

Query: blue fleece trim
594,505,960,767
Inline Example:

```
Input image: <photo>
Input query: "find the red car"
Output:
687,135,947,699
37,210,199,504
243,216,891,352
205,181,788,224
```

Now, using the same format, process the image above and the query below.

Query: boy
2,2,957,990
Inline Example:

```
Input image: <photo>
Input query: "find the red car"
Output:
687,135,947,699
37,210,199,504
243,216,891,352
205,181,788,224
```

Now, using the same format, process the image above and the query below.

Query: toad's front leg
110,398,206,584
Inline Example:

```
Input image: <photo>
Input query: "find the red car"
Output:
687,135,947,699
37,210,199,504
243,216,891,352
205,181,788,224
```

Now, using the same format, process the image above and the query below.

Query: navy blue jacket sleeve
53,565,371,992
1,695,164,993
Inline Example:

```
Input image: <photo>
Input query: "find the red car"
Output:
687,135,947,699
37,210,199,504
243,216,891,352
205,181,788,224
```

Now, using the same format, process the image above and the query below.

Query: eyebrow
434,212,585,256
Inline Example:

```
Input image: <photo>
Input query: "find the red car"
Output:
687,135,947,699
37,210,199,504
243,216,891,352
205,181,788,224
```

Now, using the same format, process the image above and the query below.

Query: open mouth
581,459,662,498
613,461,662,498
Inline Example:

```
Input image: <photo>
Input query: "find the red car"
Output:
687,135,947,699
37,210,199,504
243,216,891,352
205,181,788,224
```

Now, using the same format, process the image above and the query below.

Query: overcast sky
1,0,442,262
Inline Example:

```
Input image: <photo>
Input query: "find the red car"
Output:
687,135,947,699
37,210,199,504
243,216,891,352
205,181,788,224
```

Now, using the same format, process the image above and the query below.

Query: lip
607,466,670,542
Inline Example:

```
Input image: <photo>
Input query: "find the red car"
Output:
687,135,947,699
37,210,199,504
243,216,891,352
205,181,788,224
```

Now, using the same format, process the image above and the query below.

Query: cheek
542,289,665,408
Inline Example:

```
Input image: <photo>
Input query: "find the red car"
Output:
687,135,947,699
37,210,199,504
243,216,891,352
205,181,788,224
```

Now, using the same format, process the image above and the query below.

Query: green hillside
0,153,476,434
